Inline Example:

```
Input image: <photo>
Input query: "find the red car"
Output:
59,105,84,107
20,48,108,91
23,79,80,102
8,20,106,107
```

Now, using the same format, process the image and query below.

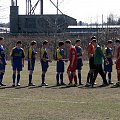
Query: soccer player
65,40,78,86
40,40,52,86
10,41,25,87
104,40,113,84
91,39,108,87
56,41,68,86
113,39,120,87
0,37,6,86
75,39,83,85
85,36,96,87
28,41,37,86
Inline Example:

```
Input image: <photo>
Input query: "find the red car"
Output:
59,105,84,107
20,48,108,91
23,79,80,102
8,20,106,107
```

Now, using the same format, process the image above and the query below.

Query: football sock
90,72,93,84
74,75,77,84
78,72,81,84
56,73,59,84
12,74,16,84
87,73,91,83
29,74,32,84
42,73,45,84
0,73,4,83
68,74,73,83
118,74,120,82
17,74,20,84
60,73,63,84
108,72,111,83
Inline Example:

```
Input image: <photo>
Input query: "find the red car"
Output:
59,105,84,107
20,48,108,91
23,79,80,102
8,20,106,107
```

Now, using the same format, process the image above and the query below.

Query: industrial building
10,0,77,33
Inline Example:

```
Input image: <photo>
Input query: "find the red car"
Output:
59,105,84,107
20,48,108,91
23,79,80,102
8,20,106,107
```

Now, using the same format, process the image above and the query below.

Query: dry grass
0,61,120,120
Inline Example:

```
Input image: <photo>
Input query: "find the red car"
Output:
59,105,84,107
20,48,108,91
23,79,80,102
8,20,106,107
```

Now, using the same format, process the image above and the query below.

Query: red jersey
67,45,77,72
69,45,77,63
87,42,95,57
117,46,120,60
116,46,120,69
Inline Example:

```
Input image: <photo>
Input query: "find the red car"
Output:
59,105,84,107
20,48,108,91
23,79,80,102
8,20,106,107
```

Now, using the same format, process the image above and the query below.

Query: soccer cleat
12,84,15,87
16,83,20,86
111,82,120,88
0,83,6,86
85,83,91,87
61,82,66,86
41,83,48,86
67,83,73,87
109,81,114,84
73,84,78,87
28,83,35,86
99,83,109,87
56,83,61,86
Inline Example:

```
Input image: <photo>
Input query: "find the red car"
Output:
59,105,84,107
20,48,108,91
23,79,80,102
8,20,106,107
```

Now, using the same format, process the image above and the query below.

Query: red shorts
116,59,120,70
67,64,76,72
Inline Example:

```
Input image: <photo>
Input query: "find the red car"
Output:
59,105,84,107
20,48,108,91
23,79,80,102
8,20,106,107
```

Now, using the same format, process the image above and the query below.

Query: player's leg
56,72,60,85
67,70,73,85
0,65,6,86
12,70,16,87
60,72,66,85
78,70,82,85
98,64,108,86
17,70,21,86
28,70,35,86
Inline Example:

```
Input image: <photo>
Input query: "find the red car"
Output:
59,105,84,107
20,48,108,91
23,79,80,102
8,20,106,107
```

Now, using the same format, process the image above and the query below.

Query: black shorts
89,57,96,70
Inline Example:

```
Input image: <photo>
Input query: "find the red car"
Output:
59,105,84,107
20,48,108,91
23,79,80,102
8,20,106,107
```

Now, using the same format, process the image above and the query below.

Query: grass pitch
0,61,120,120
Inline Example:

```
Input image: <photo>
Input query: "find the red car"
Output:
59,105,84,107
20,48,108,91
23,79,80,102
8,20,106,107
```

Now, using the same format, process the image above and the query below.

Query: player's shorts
12,64,22,71
28,60,35,71
104,60,113,72
89,56,96,70
116,59,120,70
0,64,5,71
67,64,76,73
76,58,83,70
56,61,64,73
41,60,49,72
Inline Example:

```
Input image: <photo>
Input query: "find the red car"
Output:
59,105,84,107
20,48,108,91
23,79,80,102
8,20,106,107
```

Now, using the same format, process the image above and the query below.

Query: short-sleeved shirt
88,43,95,57
104,47,113,65
40,47,48,62
0,45,6,65
10,47,25,66
56,48,64,62
69,45,77,65
28,47,36,61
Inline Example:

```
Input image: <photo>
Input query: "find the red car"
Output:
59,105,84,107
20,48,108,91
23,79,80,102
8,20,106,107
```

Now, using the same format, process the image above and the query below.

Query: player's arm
88,45,93,58
28,48,32,69
22,49,25,67
71,51,75,68
10,49,13,66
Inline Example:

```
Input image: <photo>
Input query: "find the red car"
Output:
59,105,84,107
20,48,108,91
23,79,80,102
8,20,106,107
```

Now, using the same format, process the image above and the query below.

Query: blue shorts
41,60,48,72
104,59,113,72
56,61,64,73
28,60,35,71
76,59,83,70
0,64,5,71
12,64,22,71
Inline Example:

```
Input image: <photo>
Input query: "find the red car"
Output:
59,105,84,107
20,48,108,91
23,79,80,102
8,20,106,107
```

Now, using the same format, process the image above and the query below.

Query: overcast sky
0,0,120,23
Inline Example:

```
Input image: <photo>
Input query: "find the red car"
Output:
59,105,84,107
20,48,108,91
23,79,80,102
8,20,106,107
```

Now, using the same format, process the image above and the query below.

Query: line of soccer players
0,36,120,87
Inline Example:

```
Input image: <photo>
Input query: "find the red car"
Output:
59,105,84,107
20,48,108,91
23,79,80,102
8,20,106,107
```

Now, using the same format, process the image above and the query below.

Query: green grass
0,61,120,120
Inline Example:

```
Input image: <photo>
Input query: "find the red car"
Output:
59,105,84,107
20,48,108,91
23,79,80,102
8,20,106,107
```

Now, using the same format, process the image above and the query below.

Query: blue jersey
56,48,64,72
75,46,83,70
104,47,113,65
28,47,36,71
40,47,49,72
10,47,25,66
28,47,36,61
104,47,113,72
0,45,6,65
56,48,64,61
